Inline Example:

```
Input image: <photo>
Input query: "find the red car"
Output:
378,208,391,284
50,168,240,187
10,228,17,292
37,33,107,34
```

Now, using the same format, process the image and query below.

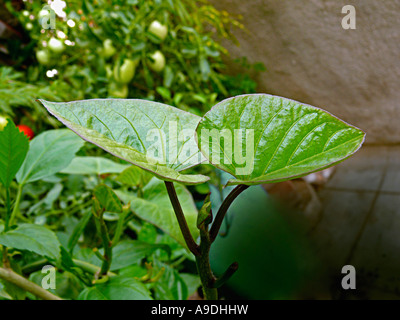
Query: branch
209,184,249,242
0,267,62,300
211,262,239,288
164,181,200,256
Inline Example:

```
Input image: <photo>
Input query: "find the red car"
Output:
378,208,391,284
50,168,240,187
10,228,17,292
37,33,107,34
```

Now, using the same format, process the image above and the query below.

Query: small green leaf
110,240,170,271
0,121,29,188
116,166,153,187
39,99,208,185
93,184,123,213
78,276,152,300
61,156,130,175
67,210,92,252
116,178,199,248
0,224,61,260
196,94,365,185
16,129,84,184
197,193,212,228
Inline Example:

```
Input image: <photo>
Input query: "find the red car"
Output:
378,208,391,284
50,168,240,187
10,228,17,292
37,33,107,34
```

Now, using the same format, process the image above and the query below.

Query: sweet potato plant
0,94,364,300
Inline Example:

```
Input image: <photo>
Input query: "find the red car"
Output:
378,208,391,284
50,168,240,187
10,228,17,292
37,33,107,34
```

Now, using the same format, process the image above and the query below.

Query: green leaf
61,156,130,175
78,276,152,300
1,279,25,300
0,121,29,188
0,281,12,300
116,178,199,248
93,184,123,213
0,224,61,260
39,99,208,185
16,129,84,184
110,240,170,271
196,94,365,186
181,273,201,297
67,210,92,252
197,193,212,229
153,263,188,300
116,166,153,187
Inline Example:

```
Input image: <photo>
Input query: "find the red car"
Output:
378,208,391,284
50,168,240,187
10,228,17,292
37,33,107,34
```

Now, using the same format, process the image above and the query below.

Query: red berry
17,125,34,140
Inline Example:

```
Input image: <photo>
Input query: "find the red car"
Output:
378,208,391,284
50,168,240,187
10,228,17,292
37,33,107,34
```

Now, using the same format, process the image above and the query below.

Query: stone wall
211,0,400,144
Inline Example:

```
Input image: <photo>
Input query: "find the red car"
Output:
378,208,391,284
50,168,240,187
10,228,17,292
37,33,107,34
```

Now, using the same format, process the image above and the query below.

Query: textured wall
211,0,400,144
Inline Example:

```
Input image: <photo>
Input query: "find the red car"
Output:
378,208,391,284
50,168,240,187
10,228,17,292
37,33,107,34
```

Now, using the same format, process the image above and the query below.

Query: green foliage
0,92,365,300
5,0,249,120
0,224,61,260
117,178,199,248
0,124,203,300
78,276,152,300
0,67,61,118
0,0,365,302
61,156,130,175
16,129,84,185
110,240,170,271
93,184,123,214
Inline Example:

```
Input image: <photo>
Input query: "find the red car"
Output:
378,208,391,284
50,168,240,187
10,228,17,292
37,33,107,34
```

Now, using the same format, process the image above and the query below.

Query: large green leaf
0,224,61,260
78,276,152,300
196,94,365,185
16,129,84,184
39,99,208,185
0,121,29,188
116,178,199,248
61,156,130,175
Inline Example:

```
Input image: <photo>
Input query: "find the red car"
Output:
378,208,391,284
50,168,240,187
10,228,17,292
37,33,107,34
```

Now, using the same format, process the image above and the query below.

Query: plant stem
209,184,248,242
196,227,218,300
98,216,113,276
164,181,200,256
72,259,117,277
9,183,24,227
0,267,62,300
5,188,11,231
2,188,11,267
165,181,243,300
21,259,48,274
212,262,238,288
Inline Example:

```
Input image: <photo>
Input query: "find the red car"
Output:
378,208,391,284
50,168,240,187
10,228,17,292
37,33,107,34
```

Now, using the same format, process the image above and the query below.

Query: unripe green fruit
36,50,51,65
148,50,166,73
113,59,136,84
102,39,116,59
148,20,168,41
109,83,129,98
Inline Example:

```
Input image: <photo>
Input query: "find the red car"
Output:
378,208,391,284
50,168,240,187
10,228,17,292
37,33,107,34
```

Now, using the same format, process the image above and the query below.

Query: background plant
0,118,204,300
2,0,263,124
0,0,271,300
